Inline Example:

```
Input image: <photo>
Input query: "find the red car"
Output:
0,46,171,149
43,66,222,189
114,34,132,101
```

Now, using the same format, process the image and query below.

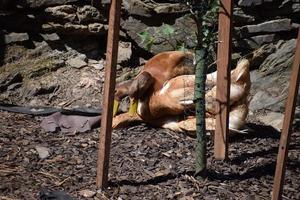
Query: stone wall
119,0,300,54
0,0,299,56
233,0,300,52
0,1,108,37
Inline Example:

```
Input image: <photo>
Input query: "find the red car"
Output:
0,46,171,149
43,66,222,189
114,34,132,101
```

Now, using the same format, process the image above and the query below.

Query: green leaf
203,28,209,37
176,42,188,52
138,31,151,43
138,30,155,51
162,24,175,35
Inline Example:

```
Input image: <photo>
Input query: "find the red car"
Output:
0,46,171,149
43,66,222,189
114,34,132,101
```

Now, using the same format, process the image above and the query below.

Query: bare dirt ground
0,110,299,200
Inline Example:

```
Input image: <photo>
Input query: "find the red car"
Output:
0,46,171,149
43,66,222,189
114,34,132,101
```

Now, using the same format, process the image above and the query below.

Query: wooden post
96,0,121,189
272,29,300,200
214,0,233,160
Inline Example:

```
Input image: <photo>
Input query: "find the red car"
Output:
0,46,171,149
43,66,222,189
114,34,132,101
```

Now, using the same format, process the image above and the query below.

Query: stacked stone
1,0,299,52
0,0,108,46
233,0,300,51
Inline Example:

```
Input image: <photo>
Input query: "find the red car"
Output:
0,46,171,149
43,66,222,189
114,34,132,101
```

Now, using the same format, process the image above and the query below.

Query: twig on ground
38,171,59,179
184,174,208,190
55,176,71,186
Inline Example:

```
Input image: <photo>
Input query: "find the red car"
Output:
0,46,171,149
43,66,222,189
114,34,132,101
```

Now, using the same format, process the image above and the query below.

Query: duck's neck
136,89,155,122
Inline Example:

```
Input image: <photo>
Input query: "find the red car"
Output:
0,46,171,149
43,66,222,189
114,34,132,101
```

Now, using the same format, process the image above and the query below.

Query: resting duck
113,51,195,116
205,59,251,115
113,59,251,134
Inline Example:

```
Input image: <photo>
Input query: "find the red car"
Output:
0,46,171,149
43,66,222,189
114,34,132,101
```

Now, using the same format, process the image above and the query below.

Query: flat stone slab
239,19,292,37
4,32,29,44
66,56,87,69
258,112,284,131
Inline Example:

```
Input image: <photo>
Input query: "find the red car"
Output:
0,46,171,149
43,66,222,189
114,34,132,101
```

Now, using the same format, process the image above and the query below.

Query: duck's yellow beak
113,99,119,117
128,98,138,116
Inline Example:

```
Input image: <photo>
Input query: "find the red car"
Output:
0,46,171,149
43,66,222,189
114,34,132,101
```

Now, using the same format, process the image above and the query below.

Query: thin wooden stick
272,29,300,200
96,0,121,189
214,0,233,160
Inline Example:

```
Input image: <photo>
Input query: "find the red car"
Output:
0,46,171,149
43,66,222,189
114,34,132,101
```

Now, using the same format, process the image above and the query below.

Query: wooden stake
214,0,233,160
96,0,121,189
272,29,300,200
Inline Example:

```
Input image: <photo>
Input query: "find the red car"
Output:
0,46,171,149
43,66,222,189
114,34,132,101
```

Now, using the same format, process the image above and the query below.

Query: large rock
40,33,60,41
42,22,64,32
121,17,147,42
122,15,197,54
42,22,107,35
153,3,189,14
249,89,280,111
41,4,107,35
250,69,294,113
250,34,278,45
88,23,107,34
16,0,79,8
249,39,298,113
77,5,102,24
236,34,279,50
250,43,276,69
238,0,274,7
123,0,188,17
1,5,103,34
123,0,152,17
238,19,293,38
1,5,104,35
66,55,87,68
45,5,77,22
280,0,300,13
259,39,297,75
258,112,284,131
4,32,29,44
233,8,256,25
45,5,102,24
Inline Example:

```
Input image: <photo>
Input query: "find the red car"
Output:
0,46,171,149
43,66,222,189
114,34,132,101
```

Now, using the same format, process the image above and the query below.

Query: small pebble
35,146,50,159
79,189,96,198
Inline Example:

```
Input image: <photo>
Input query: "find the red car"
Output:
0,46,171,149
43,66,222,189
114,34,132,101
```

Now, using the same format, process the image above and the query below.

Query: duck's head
113,71,155,117
128,71,155,99
127,71,155,116
113,80,132,117
232,59,250,84
115,80,132,101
